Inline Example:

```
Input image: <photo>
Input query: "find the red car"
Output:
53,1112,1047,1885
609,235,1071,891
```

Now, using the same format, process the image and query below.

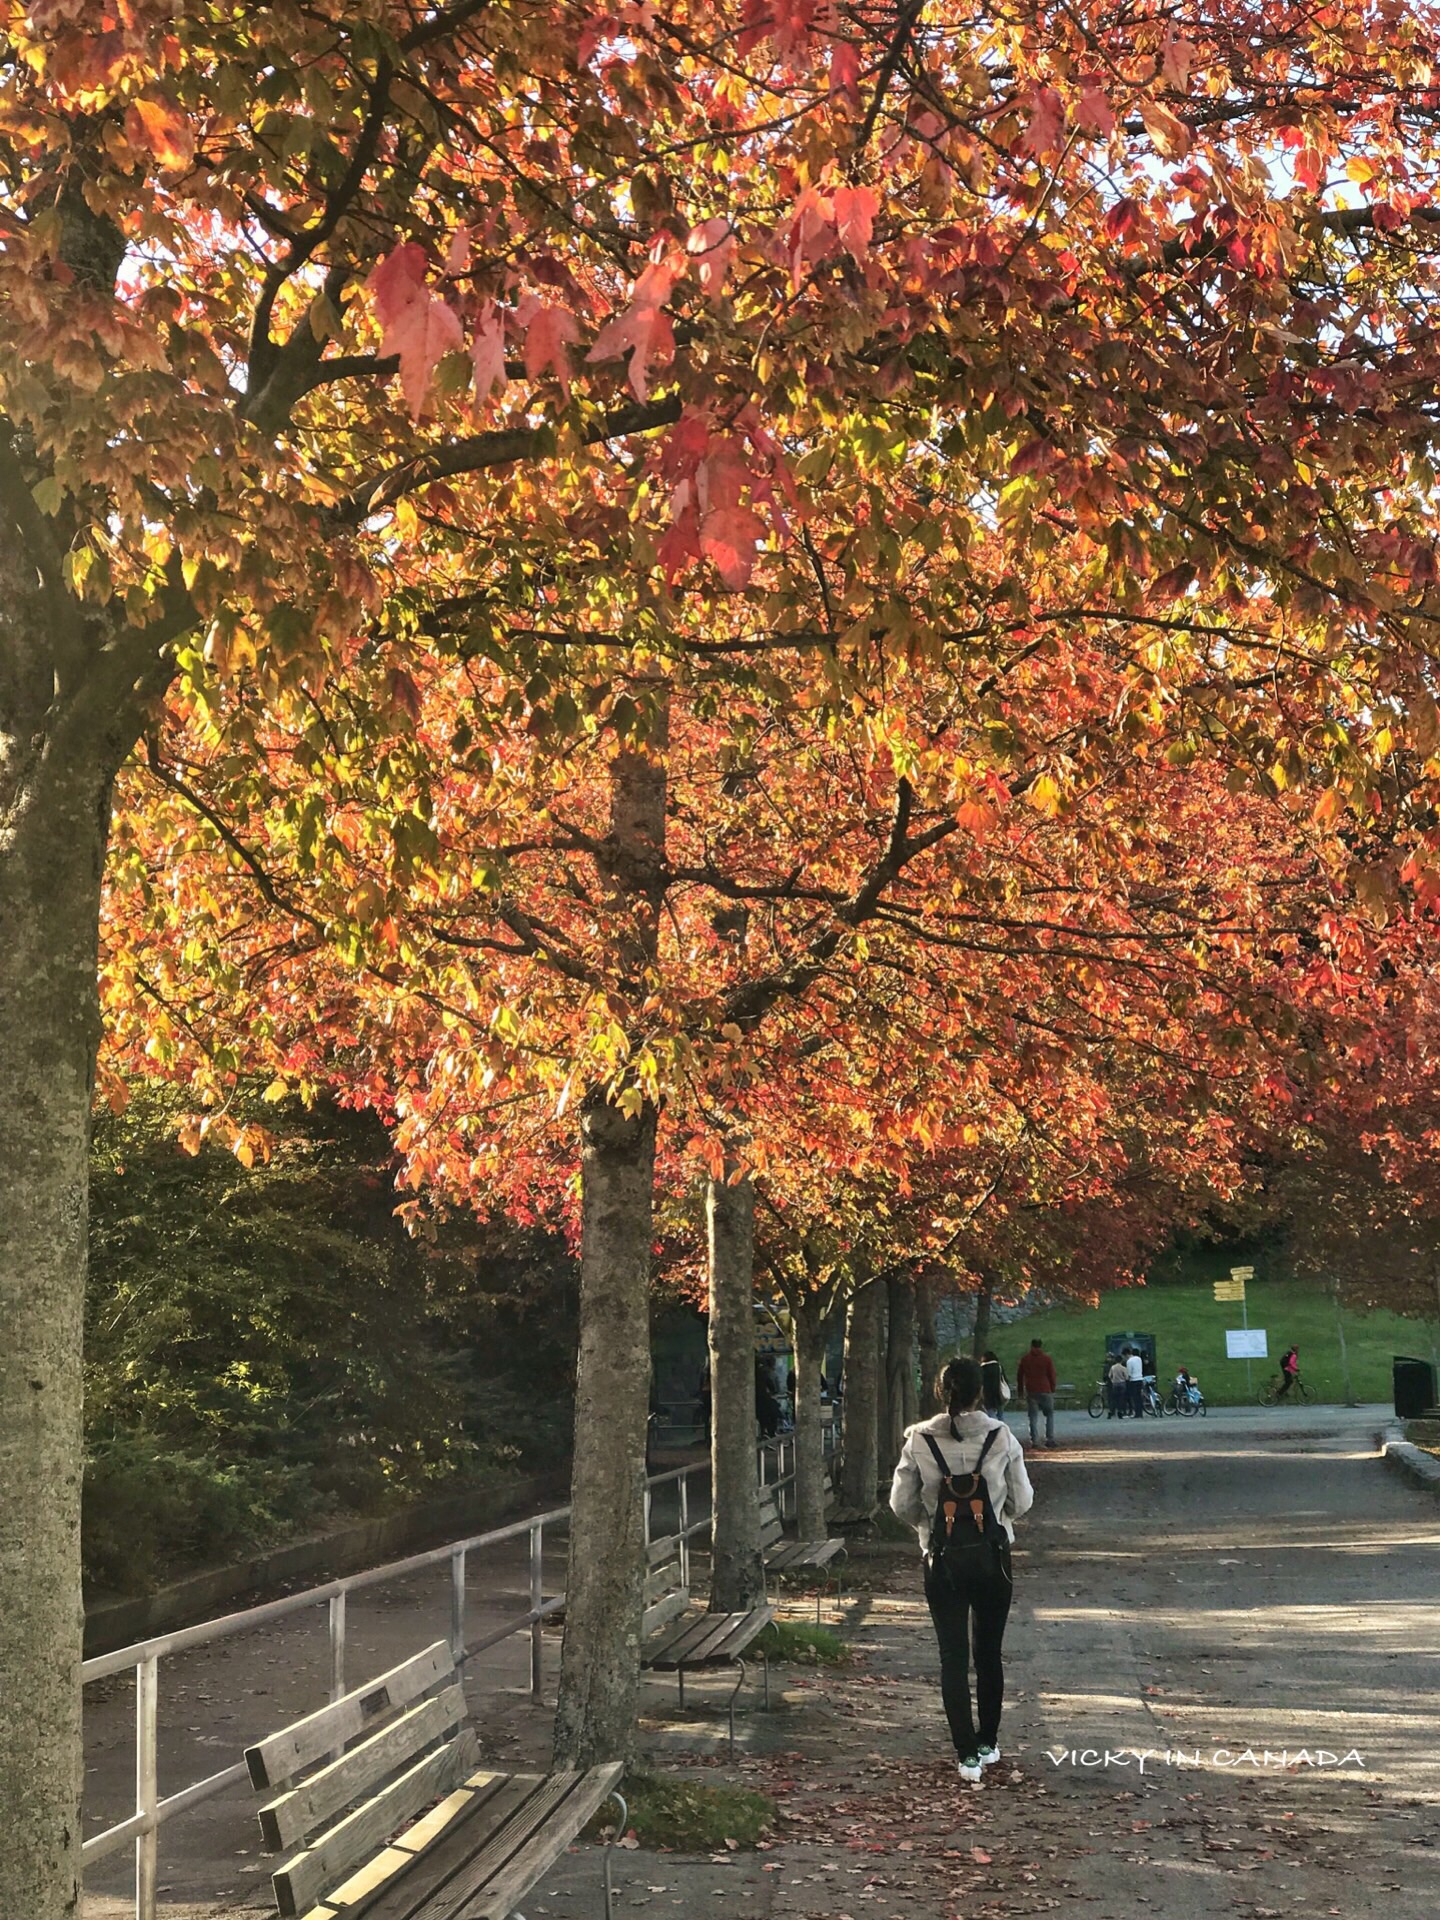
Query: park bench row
243,1471,845,1920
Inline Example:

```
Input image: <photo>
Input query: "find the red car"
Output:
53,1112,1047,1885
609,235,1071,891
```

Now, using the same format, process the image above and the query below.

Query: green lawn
977,1278,1440,1408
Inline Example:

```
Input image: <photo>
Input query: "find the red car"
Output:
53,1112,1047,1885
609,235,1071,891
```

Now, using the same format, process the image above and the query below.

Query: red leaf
687,217,736,300
471,300,507,411
585,258,677,401
517,295,579,398
700,503,764,588
367,244,464,419
1020,85,1065,159
1076,81,1116,138
833,183,878,261
829,39,861,107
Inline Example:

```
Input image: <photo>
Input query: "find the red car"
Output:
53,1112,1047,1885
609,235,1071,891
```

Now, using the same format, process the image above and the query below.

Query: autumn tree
13,3,1440,1909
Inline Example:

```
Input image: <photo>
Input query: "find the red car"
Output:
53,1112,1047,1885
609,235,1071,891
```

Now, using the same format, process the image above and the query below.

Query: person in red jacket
1015,1339,1058,1450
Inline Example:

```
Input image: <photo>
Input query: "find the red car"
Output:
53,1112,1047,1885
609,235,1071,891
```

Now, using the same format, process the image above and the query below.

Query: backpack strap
920,1423,1003,1479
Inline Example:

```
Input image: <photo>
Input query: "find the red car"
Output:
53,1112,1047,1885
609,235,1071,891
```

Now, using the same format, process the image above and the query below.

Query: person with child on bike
1277,1345,1300,1398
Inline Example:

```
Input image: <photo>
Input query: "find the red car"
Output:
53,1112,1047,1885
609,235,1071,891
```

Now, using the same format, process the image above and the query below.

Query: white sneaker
957,1755,984,1783
976,1743,1001,1768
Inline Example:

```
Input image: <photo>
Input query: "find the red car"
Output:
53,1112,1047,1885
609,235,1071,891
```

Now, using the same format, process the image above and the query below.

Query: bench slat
470,1764,623,1920
247,1643,456,1792
422,1772,585,1920
272,1732,477,1918
648,1607,769,1670
647,1534,680,1568
356,1773,547,1920
259,1685,468,1851
704,1606,774,1662
641,1586,690,1638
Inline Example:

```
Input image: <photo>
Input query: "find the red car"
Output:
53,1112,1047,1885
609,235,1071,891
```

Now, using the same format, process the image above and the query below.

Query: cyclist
1277,1345,1300,1399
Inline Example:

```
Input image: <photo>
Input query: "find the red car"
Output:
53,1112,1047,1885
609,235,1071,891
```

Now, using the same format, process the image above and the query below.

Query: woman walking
890,1356,1034,1783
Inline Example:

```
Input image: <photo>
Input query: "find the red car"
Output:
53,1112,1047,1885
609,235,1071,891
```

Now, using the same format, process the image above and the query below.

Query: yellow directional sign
1229,1265,1254,1280
1213,1281,1246,1301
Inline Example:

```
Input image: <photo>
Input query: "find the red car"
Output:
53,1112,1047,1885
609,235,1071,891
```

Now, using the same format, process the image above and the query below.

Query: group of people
1104,1345,1148,1417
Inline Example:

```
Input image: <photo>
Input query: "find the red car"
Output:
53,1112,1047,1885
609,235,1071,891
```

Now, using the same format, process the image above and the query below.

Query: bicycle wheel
1088,1391,1107,1419
1258,1379,1279,1406
1195,1396,1207,1416
1179,1392,1199,1417
1298,1379,1316,1403
1164,1389,1182,1415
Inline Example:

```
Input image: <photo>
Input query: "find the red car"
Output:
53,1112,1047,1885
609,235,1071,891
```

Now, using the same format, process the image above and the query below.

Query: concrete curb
1377,1424,1440,1494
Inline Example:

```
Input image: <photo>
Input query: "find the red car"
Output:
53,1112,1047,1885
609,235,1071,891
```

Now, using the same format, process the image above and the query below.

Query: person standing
1015,1337,1058,1449
1124,1346,1144,1418
1106,1352,1128,1418
891,1358,1034,1783
979,1349,1011,1419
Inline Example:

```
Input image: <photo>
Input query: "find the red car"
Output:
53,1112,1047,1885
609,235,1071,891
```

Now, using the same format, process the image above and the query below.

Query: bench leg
762,1651,770,1710
677,1666,685,1711
727,1659,747,1760
603,1788,628,1916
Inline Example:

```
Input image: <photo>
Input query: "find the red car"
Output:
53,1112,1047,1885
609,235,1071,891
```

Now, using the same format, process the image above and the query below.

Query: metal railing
84,1427,831,1920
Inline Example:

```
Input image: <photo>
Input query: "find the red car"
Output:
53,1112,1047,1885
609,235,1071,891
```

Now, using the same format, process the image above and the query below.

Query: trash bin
1393,1356,1438,1420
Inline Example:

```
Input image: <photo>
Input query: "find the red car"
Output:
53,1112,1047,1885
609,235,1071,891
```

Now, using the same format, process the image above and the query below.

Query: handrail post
678,1470,690,1588
328,1590,347,1703
450,1546,467,1664
529,1521,544,1699
136,1654,159,1920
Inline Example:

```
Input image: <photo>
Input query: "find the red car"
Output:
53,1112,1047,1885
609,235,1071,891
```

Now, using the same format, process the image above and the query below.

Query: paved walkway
85,1405,1440,1920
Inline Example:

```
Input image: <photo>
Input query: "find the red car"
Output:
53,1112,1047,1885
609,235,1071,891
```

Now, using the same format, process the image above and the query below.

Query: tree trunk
888,1272,918,1449
0,785,110,1920
874,1283,892,1477
916,1274,938,1419
551,1095,657,1766
553,705,668,1767
707,1158,764,1611
789,1291,829,1540
971,1273,994,1359
837,1280,882,1517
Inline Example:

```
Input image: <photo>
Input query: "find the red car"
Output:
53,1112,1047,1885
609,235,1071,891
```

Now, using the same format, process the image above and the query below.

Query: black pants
923,1545,1013,1757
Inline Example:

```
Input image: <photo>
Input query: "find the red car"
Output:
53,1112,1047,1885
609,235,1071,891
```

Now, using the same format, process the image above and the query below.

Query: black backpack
922,1423,1007,1580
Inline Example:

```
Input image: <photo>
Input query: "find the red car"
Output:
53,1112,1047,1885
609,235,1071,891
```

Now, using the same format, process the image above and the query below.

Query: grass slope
980,1279,1440,1407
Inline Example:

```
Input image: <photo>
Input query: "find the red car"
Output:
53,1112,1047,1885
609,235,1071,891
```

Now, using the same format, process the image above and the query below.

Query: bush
84,1433,331,1593
754,1620,849,1665
589,1772,776,1851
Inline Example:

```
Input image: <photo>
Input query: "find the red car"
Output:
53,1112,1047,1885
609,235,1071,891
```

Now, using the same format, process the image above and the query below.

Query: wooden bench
640,1535,773,1757
757,1483,847,1623
244,1639,623,1920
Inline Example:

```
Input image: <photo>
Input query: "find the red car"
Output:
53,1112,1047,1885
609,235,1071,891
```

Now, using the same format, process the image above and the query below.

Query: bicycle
1139,1377,1168,1417
1259,1373,1315,1406
1164,1382,1207,1417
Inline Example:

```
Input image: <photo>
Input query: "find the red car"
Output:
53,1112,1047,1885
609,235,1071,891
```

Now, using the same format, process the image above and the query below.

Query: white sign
1226,1328,1268,1359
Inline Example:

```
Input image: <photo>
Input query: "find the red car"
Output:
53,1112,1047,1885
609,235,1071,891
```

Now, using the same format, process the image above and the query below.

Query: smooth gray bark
553,716,667,1767
551,1094,658,1766
789,1291,829,1541
1,461,143,1918
0,814,102,1920
886,1273,917,1467
837,1280,882,1516
971,1273,995,1359
916,1274,939,1419
707,1160,765,1612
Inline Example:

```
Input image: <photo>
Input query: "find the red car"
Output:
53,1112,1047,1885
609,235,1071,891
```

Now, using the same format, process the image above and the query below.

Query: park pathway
84,1405,1440,1920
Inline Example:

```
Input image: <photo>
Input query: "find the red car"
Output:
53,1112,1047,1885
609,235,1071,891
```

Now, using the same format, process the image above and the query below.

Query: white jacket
889,1410,1034,1547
